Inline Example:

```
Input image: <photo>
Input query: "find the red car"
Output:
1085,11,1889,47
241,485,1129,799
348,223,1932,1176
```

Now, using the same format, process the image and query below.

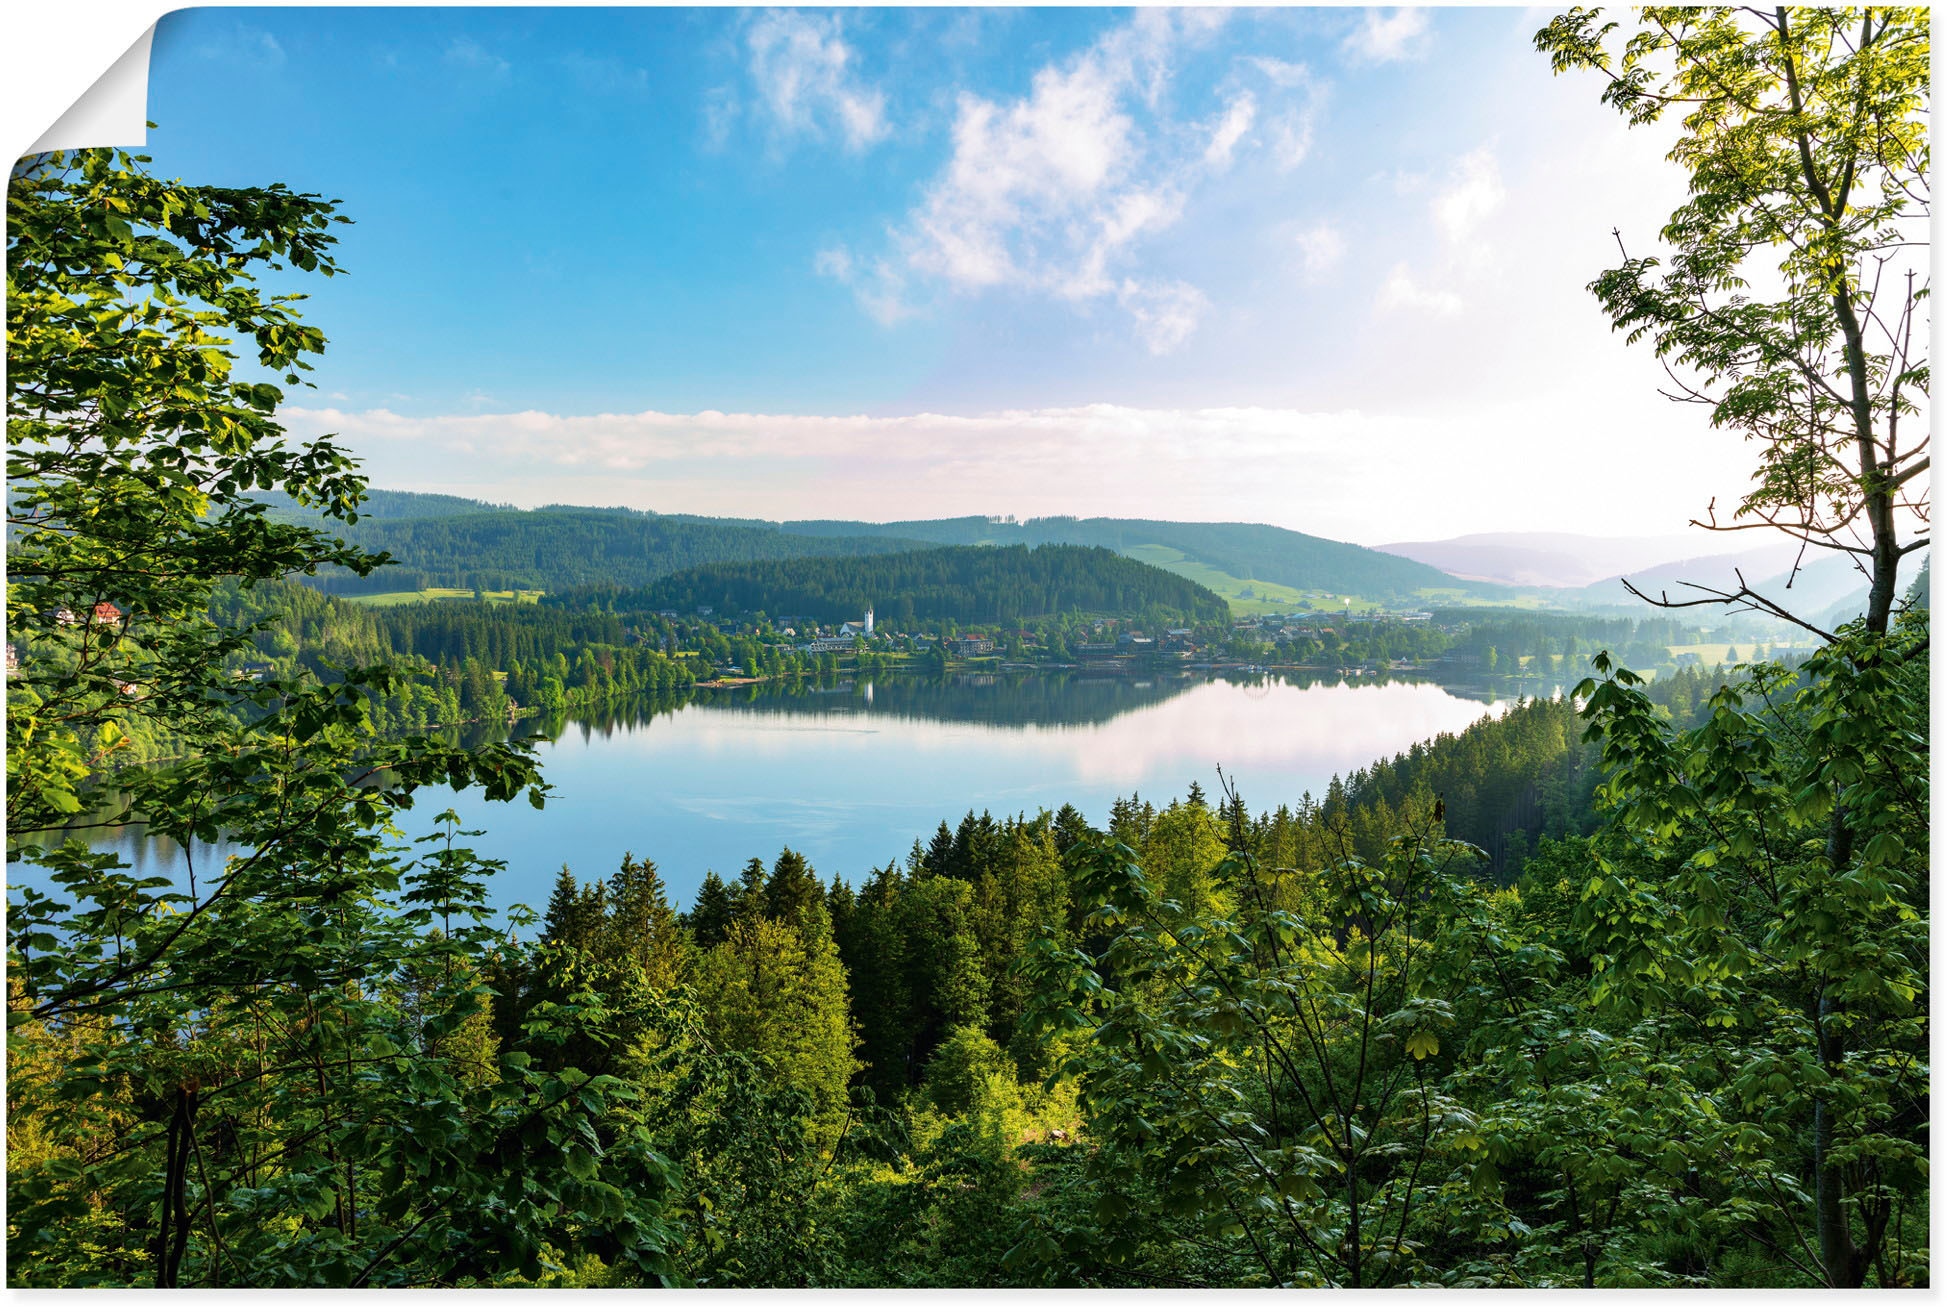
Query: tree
604,852,688,992
1571,631,1928,1287
764,847,823,928
685,872,736,948
543,867,608,952
1536,7,1929,636
1022,833,1511,1287
8,143,375,830
6,146,676,1288
1537,9,1931,1286
690,912,859,1128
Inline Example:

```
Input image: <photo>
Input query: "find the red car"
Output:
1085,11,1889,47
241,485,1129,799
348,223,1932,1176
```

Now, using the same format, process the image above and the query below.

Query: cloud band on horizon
283,398,1754,545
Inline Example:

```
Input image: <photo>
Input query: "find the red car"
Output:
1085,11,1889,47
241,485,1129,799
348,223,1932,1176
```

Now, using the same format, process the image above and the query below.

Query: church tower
864,606,874,636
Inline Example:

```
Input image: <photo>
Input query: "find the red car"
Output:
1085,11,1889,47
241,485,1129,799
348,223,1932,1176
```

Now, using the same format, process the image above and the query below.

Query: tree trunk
1813,806,1865,1287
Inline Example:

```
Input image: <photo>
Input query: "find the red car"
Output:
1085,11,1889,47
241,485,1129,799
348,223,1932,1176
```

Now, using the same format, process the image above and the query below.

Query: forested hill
554,544,1231,625
261,490,1483,602
289,503,932,594
781,515,1484,600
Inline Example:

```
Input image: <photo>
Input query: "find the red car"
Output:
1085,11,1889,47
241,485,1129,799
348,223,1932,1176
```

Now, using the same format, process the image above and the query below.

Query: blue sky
141,6,1747,541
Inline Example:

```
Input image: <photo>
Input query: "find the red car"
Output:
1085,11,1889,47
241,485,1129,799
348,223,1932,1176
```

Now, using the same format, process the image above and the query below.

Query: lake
11,670,1517,917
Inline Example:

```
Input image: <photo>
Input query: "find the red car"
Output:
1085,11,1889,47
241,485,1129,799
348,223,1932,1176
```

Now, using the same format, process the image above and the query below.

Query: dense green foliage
8,145,679,1288
305,504,928,596
580,543,1230,627
781,514,1483,601
8,8,1928,1290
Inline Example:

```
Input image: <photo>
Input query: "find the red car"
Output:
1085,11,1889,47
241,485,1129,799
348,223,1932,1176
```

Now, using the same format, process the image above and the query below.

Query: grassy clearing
1666,642,1780,666
1122,544,1385,616
346,587,545,607
1411,586,1559,610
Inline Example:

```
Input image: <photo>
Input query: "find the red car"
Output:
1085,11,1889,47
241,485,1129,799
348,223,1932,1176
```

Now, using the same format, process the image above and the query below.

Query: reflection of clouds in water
18,677,1523,917
669,775,1058,843
671,794,894,828
621,681,1505,788
700,724,882,735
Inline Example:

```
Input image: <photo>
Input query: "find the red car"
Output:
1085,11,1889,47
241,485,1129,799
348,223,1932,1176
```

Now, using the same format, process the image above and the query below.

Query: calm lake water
12,671,1515,917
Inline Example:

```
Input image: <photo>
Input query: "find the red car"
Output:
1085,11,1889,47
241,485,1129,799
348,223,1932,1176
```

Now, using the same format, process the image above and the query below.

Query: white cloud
1373,147,1505,316
1239,58,1323,171
908,57,1138,290
1293,223,1346,280
1246,56,1310,89
1117,280,1210,354
443,37,510,80
1376,263,1462,315
745,11,887,152
700,85,738,151
814,245,913,325
281,393,1750,542
1203,93,1256,169
1344,9,1431,64
196,22,286,70
1270,109,1316,171
1432,147,1506,244
826,11,1272,354
813,247,853,282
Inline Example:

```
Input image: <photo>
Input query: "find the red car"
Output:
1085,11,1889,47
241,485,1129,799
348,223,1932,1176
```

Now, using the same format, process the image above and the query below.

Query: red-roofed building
92,602,122,624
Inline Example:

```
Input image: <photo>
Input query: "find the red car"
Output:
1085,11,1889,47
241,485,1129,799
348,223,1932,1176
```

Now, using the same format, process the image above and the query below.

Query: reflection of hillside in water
520,669,1504,743
709,671,1193,729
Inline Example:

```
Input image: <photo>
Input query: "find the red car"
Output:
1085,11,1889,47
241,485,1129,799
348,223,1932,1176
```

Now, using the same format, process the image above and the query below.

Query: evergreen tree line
552,543,1231,627
303,506,930,595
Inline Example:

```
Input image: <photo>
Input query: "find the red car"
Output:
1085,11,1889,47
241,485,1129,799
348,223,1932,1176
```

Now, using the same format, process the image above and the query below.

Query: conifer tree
764,847,823,927
685,870,736,949
605,851,687,990
542,866,608,952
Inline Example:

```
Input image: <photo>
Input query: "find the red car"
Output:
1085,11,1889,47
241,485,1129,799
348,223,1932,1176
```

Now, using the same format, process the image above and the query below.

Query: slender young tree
1537,6,1929,637
1540,9,1931,1286
7,146,676,1288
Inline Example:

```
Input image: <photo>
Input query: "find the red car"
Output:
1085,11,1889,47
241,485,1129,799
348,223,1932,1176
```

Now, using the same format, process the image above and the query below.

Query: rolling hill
1374,531,1800,591
270,497,934,596
554,544,1232,626
782,515,1489,602
268,490,1496,607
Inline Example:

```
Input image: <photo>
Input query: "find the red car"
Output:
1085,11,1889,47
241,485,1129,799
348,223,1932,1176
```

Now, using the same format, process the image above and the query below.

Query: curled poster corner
27,25,157,155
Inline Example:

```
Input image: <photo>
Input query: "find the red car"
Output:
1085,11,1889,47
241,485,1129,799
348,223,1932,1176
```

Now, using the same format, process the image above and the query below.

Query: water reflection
13,670,1522,918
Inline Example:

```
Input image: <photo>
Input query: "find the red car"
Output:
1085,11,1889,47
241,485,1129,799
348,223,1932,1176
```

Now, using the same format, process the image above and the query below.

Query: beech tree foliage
6,146,676,1288
1537,6,1929,635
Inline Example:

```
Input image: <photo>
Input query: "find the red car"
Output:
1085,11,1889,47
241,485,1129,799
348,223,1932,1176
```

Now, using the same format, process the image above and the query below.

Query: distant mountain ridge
268,489,1491,604
783,515,1483,600
1373,531,1793,590
259,491,931,595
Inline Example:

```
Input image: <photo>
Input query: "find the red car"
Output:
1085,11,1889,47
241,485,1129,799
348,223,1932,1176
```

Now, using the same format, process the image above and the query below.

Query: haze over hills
1373,531,1797,590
